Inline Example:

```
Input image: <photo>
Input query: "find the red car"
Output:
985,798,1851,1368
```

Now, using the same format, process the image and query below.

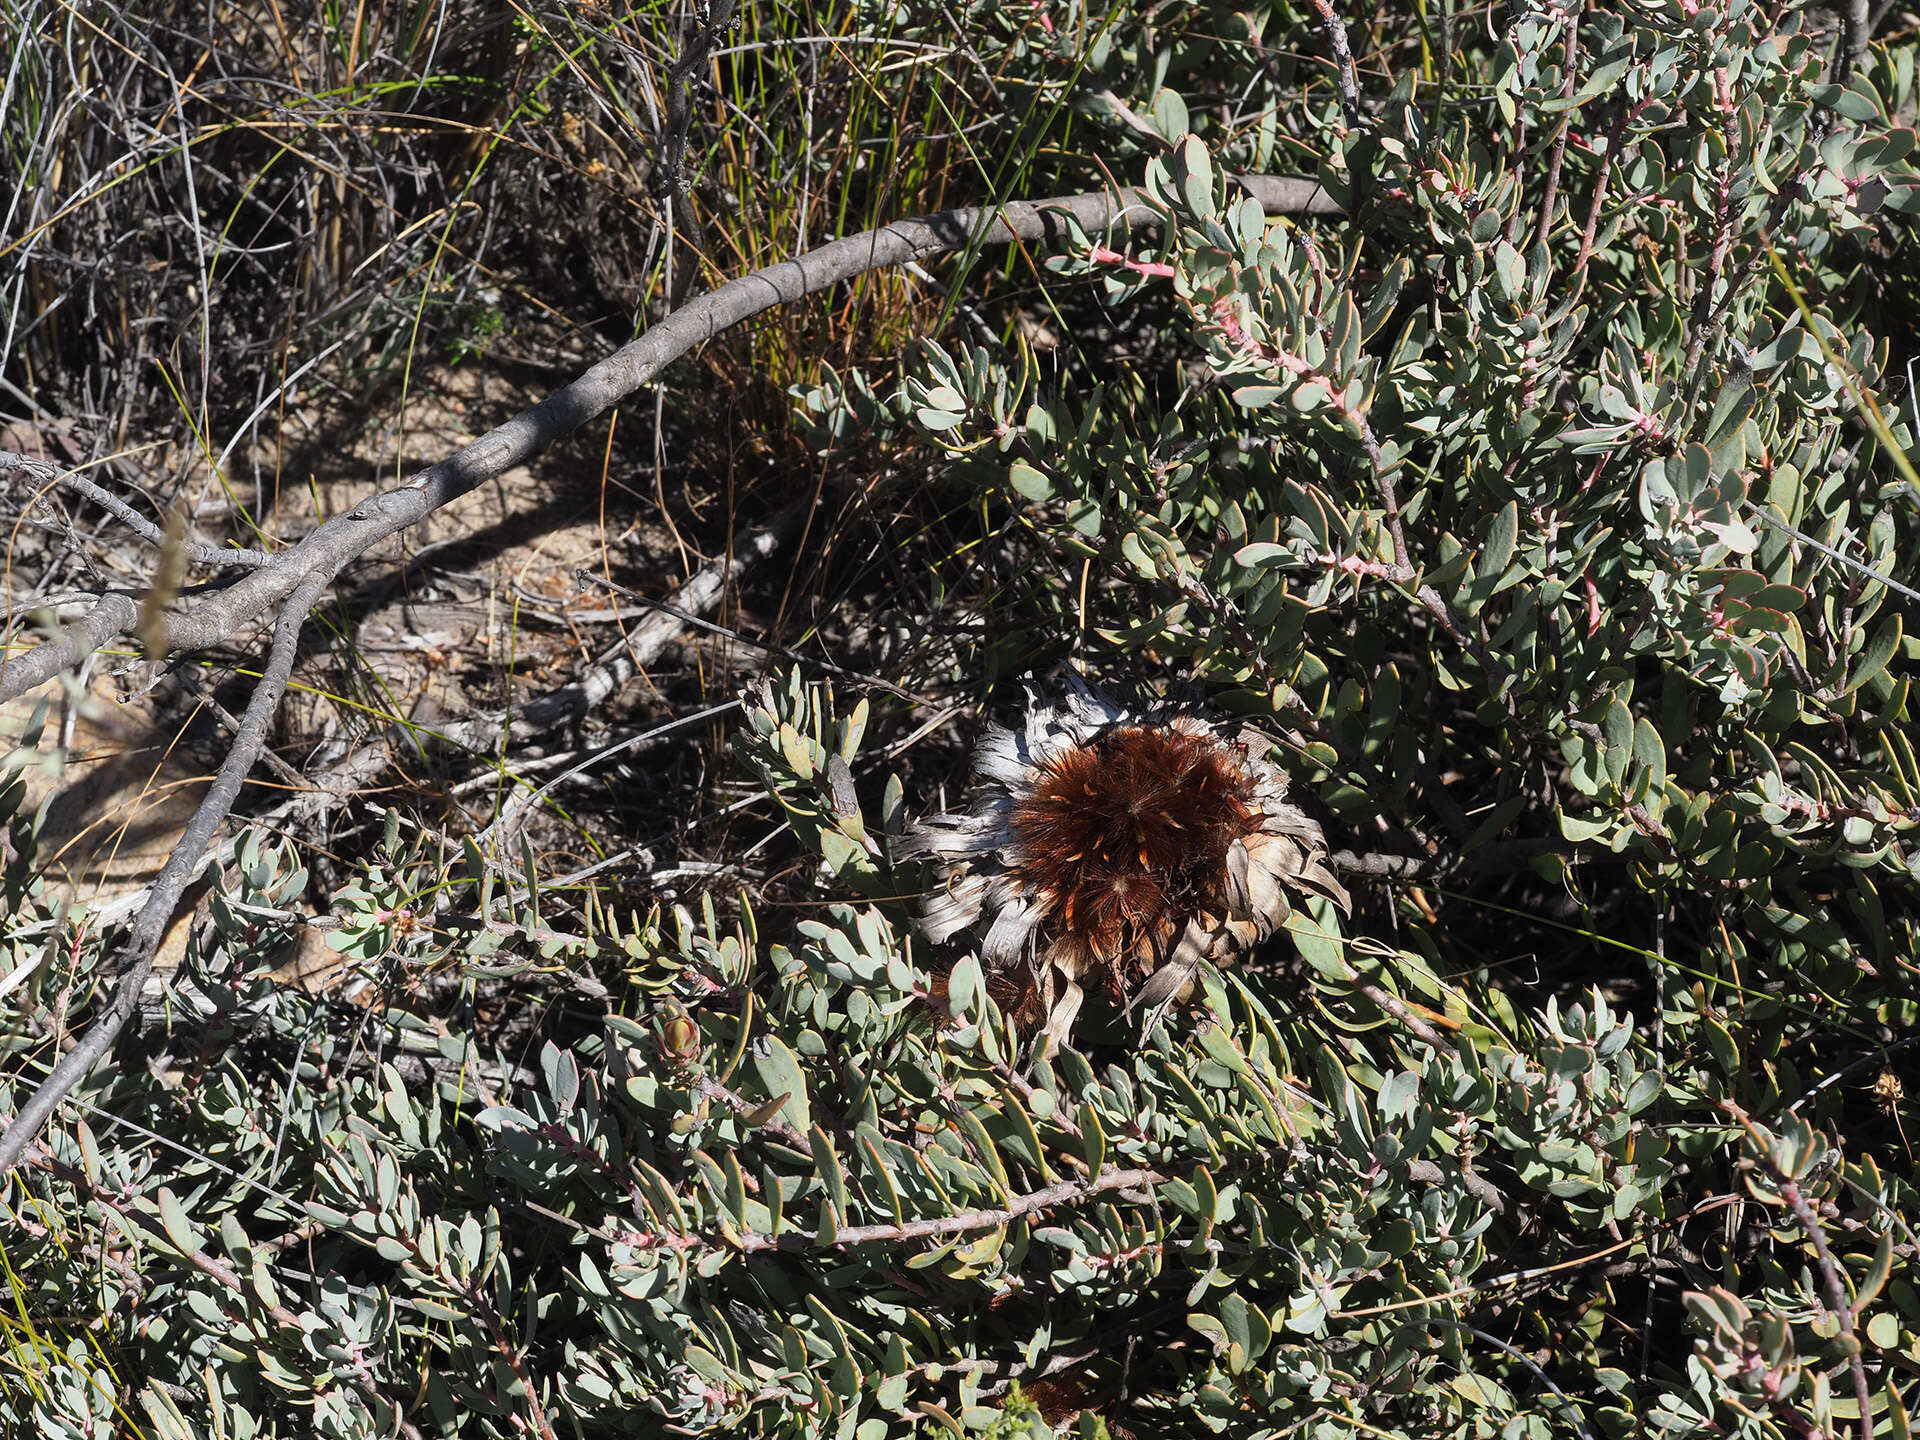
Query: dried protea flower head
901,676,1349,1049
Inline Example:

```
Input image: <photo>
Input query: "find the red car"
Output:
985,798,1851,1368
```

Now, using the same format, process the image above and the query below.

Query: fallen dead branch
0,171,1337,1172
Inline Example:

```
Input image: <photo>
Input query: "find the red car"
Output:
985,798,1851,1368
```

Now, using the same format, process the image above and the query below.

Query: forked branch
0,175,1336,708
0,172,1341,1171
0,571,331,1173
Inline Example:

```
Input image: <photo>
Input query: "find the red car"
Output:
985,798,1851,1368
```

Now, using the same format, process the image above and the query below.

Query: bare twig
654,0,739,302
0,451,274,568
1786,1034,1920,1115
1361,423,1413,572
1330,850,1446,879
1350,975,1452,1053
657,0,738,209
0,571,330,1173
734,1165,1170,1253
483,699,743,845
1094,88,1175,151
205,505,813,840
1310,0,1364,131
432,505,809,754
1330,837,1580,877
1433,1320,1594,1440
1534,9,1582,251
694,1075,811,1152
1358,415,1518,702
49,730,411,943
1680,71,1744,392
184,667,308,789
1726,1103,1877,1440
1741,503,1920,607
1571,97,1649,283
1865,1,1898,46
580,567,934,705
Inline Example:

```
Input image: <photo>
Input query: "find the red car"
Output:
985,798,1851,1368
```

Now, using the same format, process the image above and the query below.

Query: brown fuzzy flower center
1012,726,1258,963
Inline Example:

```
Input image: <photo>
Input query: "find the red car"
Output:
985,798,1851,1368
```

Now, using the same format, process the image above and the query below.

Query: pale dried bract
900,677,1348,1048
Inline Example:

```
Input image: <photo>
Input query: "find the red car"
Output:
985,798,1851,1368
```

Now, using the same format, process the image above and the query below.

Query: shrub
3,1,1919,1438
